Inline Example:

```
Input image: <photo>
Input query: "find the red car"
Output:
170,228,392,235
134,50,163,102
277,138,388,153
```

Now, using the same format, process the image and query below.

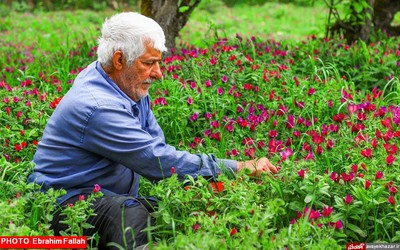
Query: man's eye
143,61,154,66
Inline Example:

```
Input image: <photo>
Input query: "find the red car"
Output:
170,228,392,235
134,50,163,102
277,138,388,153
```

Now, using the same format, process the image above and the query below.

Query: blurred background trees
2,0,400,47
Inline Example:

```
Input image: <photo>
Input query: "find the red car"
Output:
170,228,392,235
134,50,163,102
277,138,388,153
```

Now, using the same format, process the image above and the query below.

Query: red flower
375,171,384,180
361,148,372,158
171,166,175,175
386,154,395,165
93,184,101,193
322,206,333,217
308,209,321,220
326,139,334,149
365,179,371,189
389,186,398,194
351,164,358,173
344,194,353,204
230,227,237,236
210,181,224,193
14,144,23,152
335,220,343,230
298,169,305,179
388,196,396,205
193,223,200,232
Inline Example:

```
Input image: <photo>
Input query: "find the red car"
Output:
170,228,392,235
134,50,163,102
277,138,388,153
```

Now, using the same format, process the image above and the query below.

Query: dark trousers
51,195,157,249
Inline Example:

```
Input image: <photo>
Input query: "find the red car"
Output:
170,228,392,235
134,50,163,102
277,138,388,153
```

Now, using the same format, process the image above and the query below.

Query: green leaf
304,194,314,203
179,6,189,13
347,223,367,238
353,2,363,13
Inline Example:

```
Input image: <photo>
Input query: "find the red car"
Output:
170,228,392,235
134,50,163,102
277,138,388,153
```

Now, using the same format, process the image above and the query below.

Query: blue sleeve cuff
216,159,238,177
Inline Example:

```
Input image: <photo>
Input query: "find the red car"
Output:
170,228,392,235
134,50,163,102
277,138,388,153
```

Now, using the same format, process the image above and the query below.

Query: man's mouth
144,78,154,84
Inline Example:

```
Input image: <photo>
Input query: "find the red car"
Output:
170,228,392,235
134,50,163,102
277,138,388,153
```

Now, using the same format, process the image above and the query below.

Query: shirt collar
95,61,140,107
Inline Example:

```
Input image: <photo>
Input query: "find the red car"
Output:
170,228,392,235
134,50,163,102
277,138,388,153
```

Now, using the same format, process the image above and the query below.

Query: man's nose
150,62,162,79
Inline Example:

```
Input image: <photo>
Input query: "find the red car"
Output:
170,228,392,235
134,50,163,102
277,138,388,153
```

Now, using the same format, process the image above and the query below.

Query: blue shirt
28,61,237,203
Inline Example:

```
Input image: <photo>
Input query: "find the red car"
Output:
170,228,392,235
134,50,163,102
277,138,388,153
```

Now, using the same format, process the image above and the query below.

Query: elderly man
28,12,277,249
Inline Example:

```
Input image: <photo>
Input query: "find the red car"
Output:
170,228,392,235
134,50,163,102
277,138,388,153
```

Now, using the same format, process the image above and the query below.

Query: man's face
117,43,162,102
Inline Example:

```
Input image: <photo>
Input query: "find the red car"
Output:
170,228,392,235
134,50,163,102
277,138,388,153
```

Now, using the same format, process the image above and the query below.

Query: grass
180,1,328,47
0,0,328,51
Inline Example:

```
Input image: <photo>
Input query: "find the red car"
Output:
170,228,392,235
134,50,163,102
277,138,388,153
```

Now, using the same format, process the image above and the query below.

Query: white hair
97,12,167,67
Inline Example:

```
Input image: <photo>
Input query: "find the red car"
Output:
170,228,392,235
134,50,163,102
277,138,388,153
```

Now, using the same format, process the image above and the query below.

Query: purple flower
221,75,228,83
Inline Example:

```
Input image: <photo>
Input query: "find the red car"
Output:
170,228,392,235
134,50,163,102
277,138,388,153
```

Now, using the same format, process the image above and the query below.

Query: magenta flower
389,186,398,194
298,169,305,179
187,97,193,105
308,209,321,220
221,75,228,83
204,79,212,87
388,196,396,205
304,150,314,160
365,179,371,189
192,223,200,232
330,172,340,182
375,171,384,180
226,123,234,132
361,148,372,158
344,194,353,204
231,149,239,156
335,220,343,230
217,87,224,95
93,184,101,193
386,154,395,165
322,206,333,217
189,113,199,122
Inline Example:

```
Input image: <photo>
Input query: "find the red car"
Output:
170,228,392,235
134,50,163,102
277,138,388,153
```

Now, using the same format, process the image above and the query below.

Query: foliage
1,6,400,250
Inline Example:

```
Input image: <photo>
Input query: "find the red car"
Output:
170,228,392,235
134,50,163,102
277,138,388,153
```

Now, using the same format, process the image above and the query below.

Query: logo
346,243,366,250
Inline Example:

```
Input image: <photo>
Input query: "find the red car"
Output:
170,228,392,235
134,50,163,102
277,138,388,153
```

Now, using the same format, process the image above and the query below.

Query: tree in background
140,0,201,51
326,0,400,43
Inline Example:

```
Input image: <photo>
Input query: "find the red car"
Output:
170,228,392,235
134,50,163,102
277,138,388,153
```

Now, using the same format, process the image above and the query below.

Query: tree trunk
329,0,400,43
373,0,400,36
359,0,374,42
140,0,201,52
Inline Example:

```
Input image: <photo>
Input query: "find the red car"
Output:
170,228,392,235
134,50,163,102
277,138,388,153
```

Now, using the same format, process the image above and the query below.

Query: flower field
1,11,400,250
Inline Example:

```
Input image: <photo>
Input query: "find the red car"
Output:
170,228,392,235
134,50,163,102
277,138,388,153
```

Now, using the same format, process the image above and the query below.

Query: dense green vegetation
1,1,400,249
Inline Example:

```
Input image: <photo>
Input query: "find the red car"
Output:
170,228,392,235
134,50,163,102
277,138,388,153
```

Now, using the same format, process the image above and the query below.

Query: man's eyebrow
142,58,162,62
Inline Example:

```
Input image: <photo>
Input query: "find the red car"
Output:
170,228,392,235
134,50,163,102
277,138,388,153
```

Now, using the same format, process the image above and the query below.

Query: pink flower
365,179,371,189
298,169,305,179
344,194,353,204
217,87,224,95
361,148,372,158
193,223,200,232
389,186,398,194
308,209,321,220
79,194,85,201
335,220,343,230
326,139,334,149
388,196,396,205
205,80,212,87
375,171,384,180
93,184,101,193
322,206,333,217
330,172,340,182
386,154,395,165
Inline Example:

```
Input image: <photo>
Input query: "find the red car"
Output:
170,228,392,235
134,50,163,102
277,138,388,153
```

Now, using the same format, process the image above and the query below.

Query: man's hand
237,157,278,176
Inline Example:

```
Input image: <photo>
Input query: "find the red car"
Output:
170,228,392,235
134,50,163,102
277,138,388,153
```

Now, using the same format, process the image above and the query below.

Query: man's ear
112,51,124,70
